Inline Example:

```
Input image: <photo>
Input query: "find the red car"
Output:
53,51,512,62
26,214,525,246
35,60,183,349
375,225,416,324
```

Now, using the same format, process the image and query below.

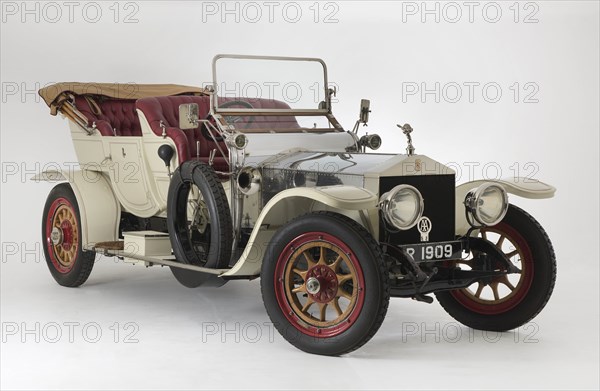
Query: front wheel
261,212,389,356
436,204,557,331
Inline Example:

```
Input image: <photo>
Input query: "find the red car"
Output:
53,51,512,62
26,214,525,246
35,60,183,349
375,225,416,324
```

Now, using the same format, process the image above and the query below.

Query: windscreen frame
211,54,331,116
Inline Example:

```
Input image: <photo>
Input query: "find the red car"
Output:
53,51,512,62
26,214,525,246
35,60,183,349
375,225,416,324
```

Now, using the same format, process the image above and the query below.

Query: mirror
359,99,370,124
178,103,199,129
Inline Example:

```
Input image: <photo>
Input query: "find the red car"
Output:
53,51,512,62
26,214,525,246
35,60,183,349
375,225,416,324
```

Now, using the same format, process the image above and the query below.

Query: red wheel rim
274,232,366,338
450,222,534,315
45,197,79,274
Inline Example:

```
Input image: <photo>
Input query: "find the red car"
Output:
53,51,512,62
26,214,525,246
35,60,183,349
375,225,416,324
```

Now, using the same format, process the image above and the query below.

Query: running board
92,247,230,276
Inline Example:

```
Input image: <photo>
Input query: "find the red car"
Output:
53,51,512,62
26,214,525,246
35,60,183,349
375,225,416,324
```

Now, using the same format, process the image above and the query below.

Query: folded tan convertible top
39,82,209,115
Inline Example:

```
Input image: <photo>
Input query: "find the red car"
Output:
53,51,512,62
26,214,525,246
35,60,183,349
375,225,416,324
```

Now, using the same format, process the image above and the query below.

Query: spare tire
167,161,233,287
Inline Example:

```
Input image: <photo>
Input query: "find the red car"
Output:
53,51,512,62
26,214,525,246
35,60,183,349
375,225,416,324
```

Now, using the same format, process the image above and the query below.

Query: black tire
435,204,557,331
167,161,232,287
42,183,95,287
261,212,389,356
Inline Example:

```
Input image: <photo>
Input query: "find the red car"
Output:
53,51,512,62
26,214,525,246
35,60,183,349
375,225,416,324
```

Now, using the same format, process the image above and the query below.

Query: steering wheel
201,100,255,142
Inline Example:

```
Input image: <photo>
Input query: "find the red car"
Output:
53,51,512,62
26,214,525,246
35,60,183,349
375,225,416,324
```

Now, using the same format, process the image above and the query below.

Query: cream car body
36,55,558,356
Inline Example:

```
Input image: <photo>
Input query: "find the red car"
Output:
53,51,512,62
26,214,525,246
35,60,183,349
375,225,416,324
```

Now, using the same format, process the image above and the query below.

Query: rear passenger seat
74,96,142,137
72,93,299,173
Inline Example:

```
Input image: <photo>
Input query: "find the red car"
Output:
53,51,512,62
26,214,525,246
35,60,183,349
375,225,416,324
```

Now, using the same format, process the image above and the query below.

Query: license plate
399,241,463,263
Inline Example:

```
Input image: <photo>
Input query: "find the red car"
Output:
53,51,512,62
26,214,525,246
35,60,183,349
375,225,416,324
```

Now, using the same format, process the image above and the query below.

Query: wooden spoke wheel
262,212,389,356
46,198,79,273
42,183,95,287
276,233,365,337
451,224,534,314
436,205,557,331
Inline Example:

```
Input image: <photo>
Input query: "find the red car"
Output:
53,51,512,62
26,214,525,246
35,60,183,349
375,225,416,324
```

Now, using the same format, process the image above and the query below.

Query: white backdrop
1,1,598,389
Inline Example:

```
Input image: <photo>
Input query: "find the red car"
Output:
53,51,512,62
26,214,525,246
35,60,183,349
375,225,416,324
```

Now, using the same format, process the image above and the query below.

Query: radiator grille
379,174,456,244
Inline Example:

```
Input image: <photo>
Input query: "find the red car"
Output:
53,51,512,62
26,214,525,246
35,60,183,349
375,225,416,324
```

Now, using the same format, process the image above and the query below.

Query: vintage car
36,54,557,355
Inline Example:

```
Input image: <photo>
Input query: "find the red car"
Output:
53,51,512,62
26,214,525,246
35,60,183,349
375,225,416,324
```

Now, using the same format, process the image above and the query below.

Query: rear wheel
42,183,95,287
261,212,389,356
436,205,556,331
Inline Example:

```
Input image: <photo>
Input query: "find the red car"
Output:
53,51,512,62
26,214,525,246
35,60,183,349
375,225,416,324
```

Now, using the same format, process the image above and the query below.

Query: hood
247,151,454,178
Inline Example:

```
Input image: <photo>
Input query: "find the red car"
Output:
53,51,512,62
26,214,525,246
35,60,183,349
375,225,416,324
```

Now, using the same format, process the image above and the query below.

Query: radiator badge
417,216,432,242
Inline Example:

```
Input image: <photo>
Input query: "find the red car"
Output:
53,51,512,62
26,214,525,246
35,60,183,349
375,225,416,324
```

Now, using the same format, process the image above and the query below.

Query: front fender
32,169,120,247
455,177,556,235
222,185,378,278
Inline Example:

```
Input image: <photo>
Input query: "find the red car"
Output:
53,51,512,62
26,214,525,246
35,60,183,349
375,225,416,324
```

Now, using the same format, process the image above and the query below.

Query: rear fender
33,169,120,247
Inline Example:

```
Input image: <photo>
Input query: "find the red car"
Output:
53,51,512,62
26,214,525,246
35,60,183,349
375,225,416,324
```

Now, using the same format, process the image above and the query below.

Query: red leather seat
74,96,142,137
135,96,230,172
136,96,301,173
217,97,300,130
